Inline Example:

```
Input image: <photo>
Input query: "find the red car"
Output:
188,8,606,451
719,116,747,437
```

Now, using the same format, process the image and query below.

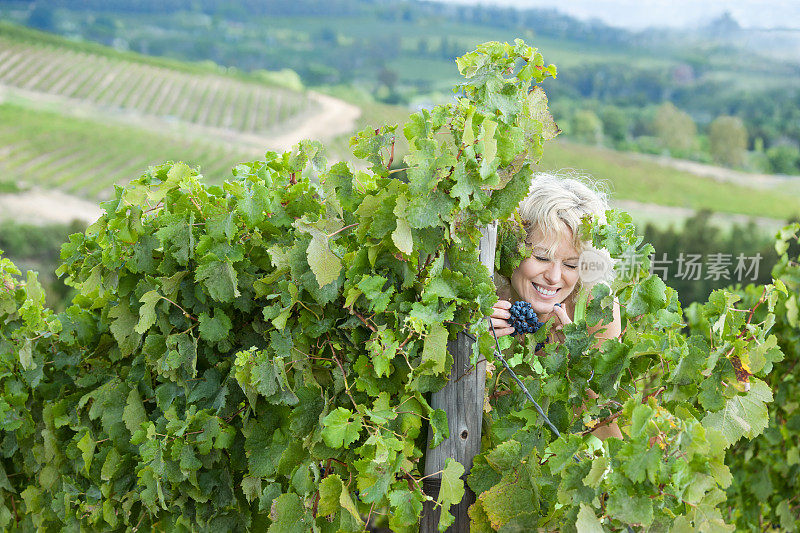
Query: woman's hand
551,303,572,331
488,300,515,337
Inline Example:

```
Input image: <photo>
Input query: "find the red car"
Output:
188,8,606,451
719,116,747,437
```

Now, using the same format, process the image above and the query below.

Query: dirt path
632,152,798,191
0,188,103,225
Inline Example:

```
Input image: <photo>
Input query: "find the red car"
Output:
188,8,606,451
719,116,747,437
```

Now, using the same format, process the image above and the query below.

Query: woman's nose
544,261,561,283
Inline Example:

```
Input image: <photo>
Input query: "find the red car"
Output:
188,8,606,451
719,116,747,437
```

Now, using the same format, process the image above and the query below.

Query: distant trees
709,116,747,167
570,110,603,145
653,102,697,154
766,145,800,174
600,105,629,144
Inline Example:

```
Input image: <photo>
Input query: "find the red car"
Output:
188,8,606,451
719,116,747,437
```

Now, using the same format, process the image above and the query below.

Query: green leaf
545,434,582,474
430,408,450,449
575,503,605,533
237,182,270,225
701,378,772,446
523,86,560,141
485,439,521,472
619,443,661,485
391,195,414,257
583,455,610,488
108,302,142,357
437,458,465,532
195,257,241,302
307,233,342,288
607,489,654,527
318,475,343,516
180,443,202,471
123,388,147,434
389,487,426,532
317,474,363,524
242,476,262,503
479,119,498,179
777,500,798,532
626,274,667,317
18,338,33,371
268,493,310,533
77,432,95,474
101,447,121,481
322,408,362,448
422,323,449,374
198,309,233,342
135,289,161,334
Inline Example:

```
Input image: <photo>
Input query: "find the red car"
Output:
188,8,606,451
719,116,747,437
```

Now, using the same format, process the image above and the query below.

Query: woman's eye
565,264,578,270
534,256,549,262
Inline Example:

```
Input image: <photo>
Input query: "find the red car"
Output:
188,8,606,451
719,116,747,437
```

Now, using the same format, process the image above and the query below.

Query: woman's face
510,224,581,314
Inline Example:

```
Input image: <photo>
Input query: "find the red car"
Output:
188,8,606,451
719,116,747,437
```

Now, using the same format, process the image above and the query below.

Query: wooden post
420,222,497,532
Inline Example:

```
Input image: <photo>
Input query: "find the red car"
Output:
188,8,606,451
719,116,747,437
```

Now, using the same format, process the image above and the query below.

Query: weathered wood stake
420,222,497,532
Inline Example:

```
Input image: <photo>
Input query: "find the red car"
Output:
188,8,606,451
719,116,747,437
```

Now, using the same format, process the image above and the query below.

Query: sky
433,0,800,30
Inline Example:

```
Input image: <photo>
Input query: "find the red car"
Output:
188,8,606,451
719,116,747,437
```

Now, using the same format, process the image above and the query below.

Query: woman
489,172,621,343
488,172,622,439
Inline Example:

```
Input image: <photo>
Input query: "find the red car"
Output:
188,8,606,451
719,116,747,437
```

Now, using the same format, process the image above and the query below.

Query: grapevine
0,39,792,533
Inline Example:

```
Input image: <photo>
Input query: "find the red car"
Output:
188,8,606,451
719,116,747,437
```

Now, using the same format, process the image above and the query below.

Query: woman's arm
588,298,622,346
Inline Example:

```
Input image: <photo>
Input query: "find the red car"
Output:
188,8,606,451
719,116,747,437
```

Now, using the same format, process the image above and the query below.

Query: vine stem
580,412,621,436
224,404,248,422
350,309,377,332
160,295,197,322
366,503,376,529
143,201,164,214
188,196,203,215
10,495,18,524
400,466,424,494
738,287,767,338
132,509,146,532
398,331,415,349
386,138,395,169
330,350,362,415
327,223,358,238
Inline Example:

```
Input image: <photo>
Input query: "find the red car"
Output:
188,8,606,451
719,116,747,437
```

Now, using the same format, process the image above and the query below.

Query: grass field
538,140,800,221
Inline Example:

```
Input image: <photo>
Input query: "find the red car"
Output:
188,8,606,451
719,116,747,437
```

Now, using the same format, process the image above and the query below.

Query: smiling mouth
533,283,559,297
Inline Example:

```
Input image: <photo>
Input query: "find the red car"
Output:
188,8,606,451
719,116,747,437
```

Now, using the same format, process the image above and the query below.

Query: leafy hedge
0,40,796,532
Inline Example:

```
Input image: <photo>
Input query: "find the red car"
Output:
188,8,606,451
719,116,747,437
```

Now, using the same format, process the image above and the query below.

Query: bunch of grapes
508,300,548,351
508,300,542,335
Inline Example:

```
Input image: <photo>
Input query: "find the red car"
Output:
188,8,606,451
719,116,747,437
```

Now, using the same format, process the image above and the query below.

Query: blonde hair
518,171,609,257
494,171,612,300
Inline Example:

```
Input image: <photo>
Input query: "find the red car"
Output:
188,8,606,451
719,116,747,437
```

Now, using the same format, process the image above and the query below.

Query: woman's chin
528,298,556,315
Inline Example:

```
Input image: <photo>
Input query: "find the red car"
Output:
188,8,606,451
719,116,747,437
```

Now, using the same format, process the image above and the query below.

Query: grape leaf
575,503,605,533
268,493,310,533
422,323,449,374
626,274,667,317
437,458,465,532
307,233,342,288
195,257,241,302
322,408,362,449
108,302,141,357
135,290,161,335
701,378,772,446
122,388,147,434
198,309,232,342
